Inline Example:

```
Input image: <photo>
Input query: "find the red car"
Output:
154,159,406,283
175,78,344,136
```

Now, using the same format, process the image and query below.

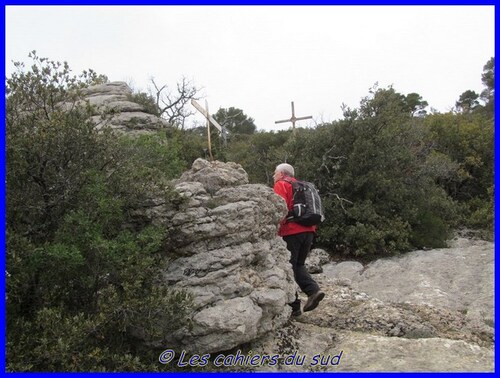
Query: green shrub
6,53,192,372
270,88,460,257
127,91,160,116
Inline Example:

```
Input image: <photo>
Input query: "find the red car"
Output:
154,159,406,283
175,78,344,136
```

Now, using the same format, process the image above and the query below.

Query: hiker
273,163,325,316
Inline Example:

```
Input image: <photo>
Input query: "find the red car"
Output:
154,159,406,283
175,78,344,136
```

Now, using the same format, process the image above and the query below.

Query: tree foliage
221,80,492,256
6,53,193,371
456,89,480,113
287,88,458,256
404,92,429,116
213,106,257,136
424,112,493,232
480,57,495,117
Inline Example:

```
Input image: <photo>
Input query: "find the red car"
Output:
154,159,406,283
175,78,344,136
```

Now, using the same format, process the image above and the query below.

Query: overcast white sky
5,5,495,131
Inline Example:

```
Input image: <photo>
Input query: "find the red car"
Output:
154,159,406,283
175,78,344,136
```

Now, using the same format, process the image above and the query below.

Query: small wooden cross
275,101,312,134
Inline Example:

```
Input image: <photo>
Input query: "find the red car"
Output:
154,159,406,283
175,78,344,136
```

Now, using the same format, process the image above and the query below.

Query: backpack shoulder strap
280,177,299,189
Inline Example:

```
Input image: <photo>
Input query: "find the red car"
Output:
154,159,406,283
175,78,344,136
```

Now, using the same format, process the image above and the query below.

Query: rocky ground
245,236,494,372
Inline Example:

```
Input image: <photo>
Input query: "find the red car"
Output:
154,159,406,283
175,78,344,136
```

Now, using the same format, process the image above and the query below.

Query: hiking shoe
303,291,325,312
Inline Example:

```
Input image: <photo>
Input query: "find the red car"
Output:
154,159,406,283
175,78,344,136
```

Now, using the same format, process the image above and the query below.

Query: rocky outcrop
249,237,494,372
79,81,169,134
327,237,494,321
124,155,492,371
156,159,296,353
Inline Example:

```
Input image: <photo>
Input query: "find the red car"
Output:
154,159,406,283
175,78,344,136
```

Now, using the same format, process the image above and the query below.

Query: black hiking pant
283,232,320,312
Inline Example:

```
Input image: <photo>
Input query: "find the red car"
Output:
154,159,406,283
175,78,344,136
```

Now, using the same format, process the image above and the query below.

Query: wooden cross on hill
191,99,227,161
275,101,312,134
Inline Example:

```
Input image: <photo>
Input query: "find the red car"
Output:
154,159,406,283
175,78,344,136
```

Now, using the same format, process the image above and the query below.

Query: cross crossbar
191,99,223,132
275,101,312,133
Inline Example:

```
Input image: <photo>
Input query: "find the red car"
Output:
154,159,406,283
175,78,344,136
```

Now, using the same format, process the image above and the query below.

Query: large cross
191,99,227,160
275,101,312,134
191,99,224,133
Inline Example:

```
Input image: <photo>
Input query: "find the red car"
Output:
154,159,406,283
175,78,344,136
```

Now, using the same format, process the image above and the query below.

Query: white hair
275,163,295,177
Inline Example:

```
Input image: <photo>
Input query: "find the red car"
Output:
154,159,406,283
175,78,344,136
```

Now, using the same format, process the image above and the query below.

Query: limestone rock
323,261,364,284
246,237,494,372
332,333,493,372
305,248,330,273
80,81,170,134
159,159,296,353
252,323,493,372
175,158,249,193
345,237,494,319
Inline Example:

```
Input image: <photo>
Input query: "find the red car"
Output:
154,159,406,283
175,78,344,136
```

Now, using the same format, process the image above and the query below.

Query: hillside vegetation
6,52,493,371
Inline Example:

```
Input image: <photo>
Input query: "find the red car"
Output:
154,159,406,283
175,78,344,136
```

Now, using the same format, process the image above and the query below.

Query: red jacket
273,178,317,237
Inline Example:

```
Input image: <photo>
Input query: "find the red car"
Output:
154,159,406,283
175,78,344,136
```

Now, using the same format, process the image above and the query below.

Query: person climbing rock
273,163,325,317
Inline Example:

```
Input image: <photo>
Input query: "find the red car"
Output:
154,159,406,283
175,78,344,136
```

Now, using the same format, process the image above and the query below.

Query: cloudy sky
5,5,494,131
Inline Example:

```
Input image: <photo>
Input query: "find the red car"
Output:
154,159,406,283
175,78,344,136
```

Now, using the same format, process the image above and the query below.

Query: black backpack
284,179,325,226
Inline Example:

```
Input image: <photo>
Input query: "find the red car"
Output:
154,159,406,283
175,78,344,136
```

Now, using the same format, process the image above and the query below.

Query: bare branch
320,145,346,174
149,77,200,129
331,193,353,213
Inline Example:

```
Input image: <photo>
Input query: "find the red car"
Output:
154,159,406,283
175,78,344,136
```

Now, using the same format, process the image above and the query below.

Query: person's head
273,163,295,183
